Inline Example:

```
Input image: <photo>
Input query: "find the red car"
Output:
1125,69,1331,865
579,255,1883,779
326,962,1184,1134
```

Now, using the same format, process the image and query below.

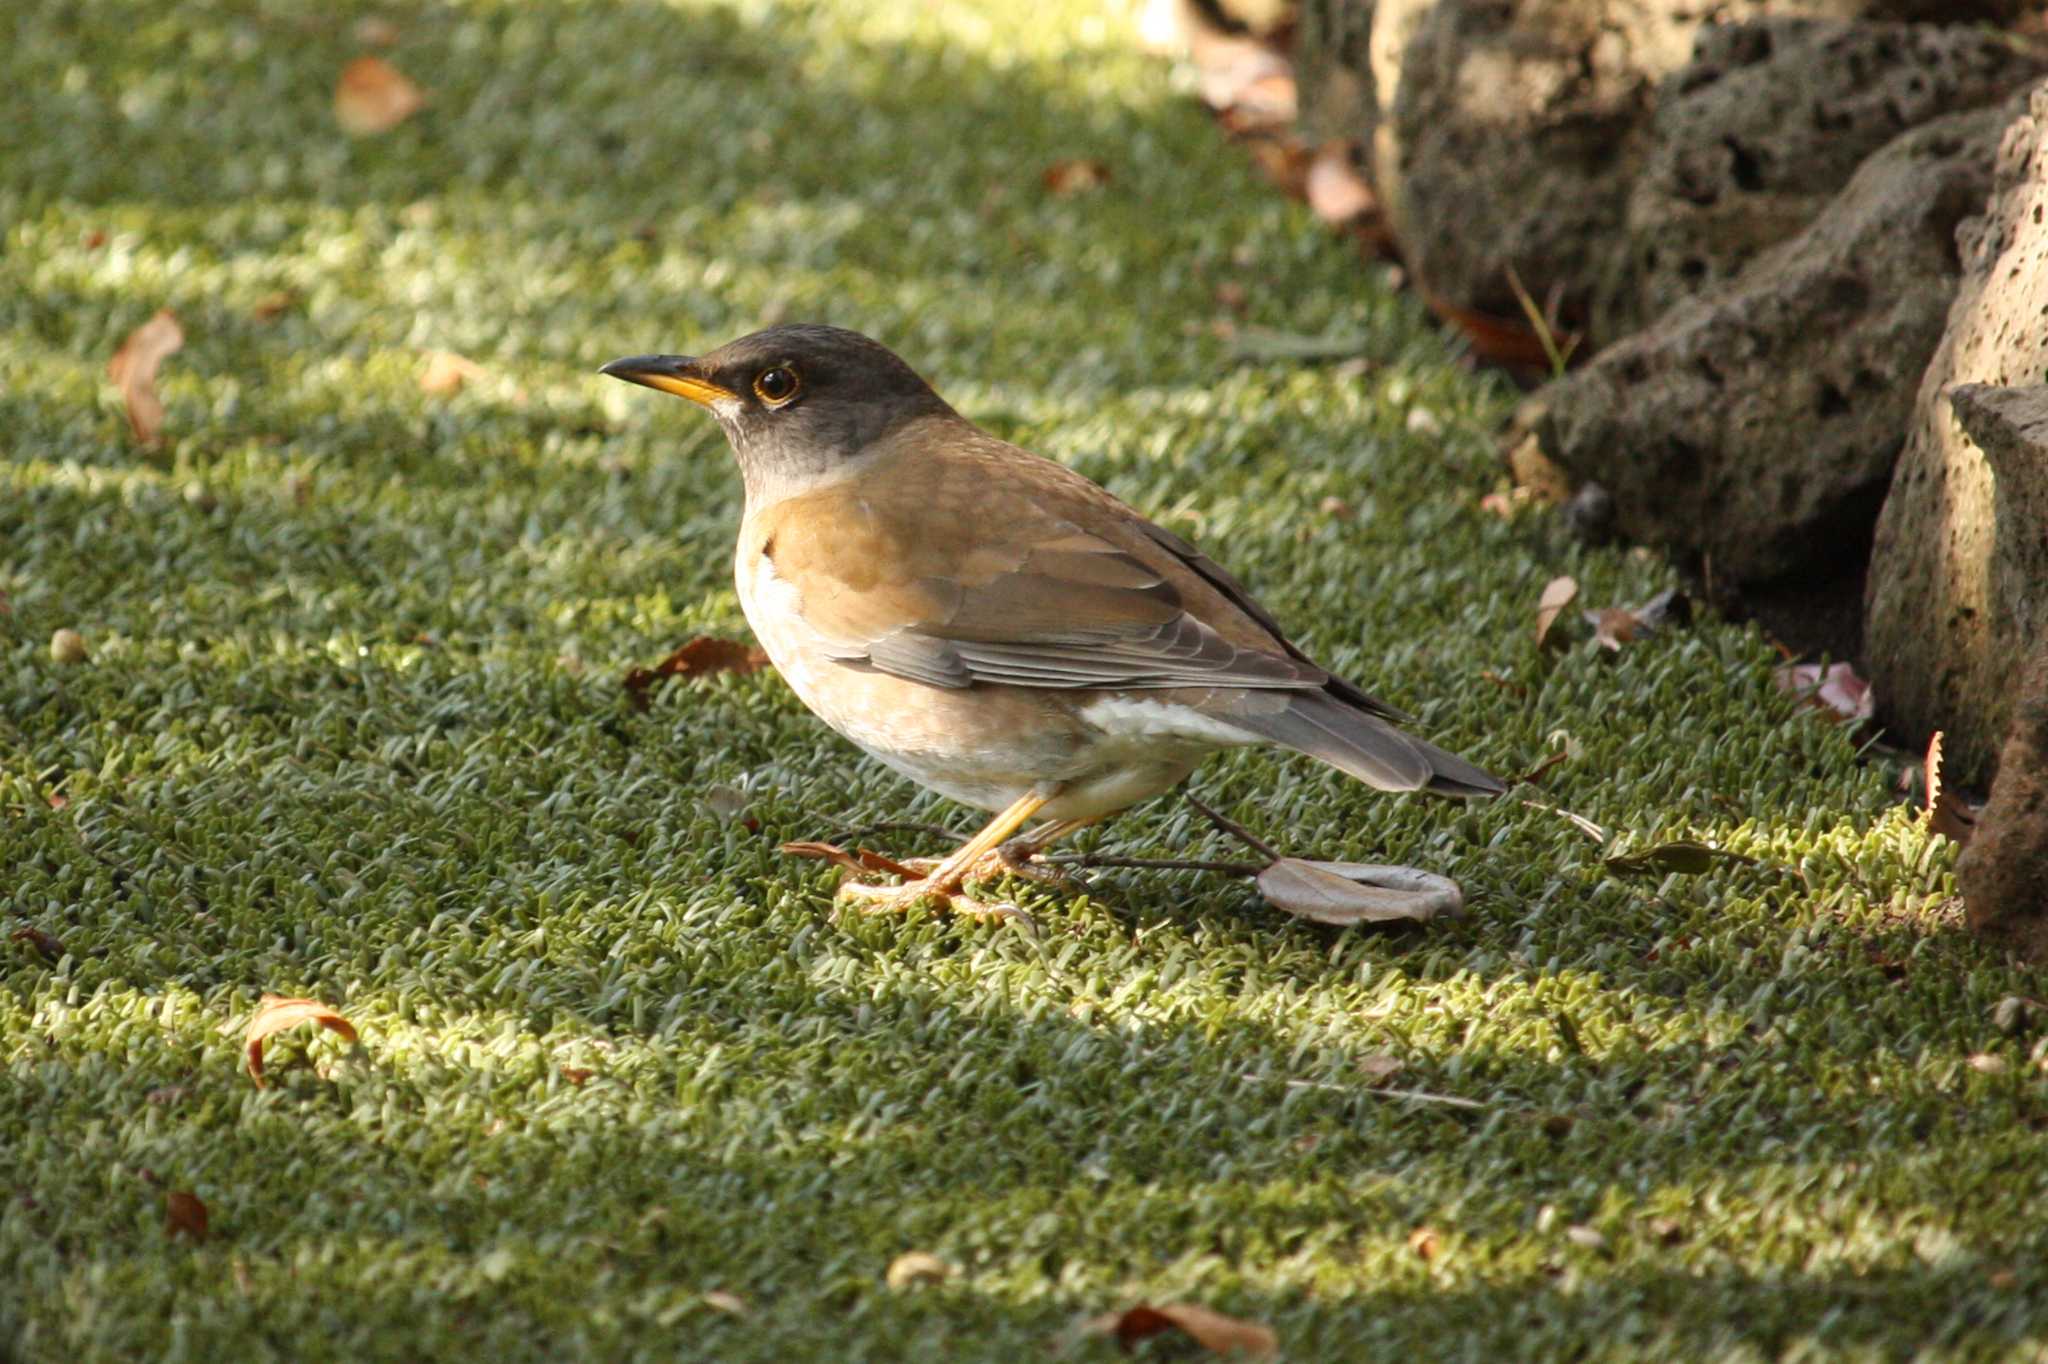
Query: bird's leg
836,788,1053,916
973,816,1101,891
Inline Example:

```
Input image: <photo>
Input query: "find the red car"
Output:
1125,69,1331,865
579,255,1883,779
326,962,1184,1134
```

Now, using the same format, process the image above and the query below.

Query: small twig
1184,793,1282,862
1045,853,1264,876
1241,1074,1487,1109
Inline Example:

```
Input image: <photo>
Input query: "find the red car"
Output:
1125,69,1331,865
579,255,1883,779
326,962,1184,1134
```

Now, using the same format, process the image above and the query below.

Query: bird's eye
753,366,800,405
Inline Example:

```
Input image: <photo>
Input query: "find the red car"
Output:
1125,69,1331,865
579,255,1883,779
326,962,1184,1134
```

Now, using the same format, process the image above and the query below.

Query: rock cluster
1295,0,2048,946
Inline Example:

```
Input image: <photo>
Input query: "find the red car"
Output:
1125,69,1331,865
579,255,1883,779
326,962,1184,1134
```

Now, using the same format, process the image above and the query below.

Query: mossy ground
4,1,2045,1359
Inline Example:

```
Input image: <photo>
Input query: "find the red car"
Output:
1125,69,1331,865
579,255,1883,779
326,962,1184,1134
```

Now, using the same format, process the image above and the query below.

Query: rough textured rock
1534,99,2015,584
1592,20,2048,342
1867,85,2048,784
1957,637,2048,961
1348,0,2037,323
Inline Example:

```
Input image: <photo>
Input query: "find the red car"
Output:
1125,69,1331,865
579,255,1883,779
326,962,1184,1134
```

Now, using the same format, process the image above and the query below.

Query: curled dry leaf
1533,576,1578,650
245,994,358,1088
621,636,768,710
1083,1302,1277,1358
1924,732,1979,847
1305,141,1374,225
1041,158,1111,195
108,309,185,446
885,1251,956,1289
335,56,425,136
1773,660,1873,724
420,350,487,397
1256,859,1464,925
560,1067,594,1086
1407,1226,1441,1261
165,1190,209,1242
1603,840,1758,877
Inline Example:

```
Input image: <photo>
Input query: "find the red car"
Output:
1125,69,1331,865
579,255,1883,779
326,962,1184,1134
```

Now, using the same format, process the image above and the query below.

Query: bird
600,324,1503,916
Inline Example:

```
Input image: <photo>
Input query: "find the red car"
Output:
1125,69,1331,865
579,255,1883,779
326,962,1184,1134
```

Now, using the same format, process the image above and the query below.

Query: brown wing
750,422,1327,694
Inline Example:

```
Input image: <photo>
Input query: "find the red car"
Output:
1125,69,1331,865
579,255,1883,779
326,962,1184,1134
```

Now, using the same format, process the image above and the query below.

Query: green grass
4,1,2045,1359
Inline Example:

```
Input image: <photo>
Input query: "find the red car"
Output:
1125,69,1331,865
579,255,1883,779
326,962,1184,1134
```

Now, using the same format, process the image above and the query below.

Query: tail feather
1236,690,1506,798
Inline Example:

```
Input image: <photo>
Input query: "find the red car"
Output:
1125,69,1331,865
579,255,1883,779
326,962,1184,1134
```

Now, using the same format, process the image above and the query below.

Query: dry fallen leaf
1968,1053,2008,1074
1587,606,1638,651
165,1190,209,1242
560,1067,594,1086
107,309,185,446
1041,158,1111,195
1924,732,1978,846
701,1289,750,1317
335,56,425,136
420,350,486,396
885,1251,955,1289
1083,1303,1277,1358
1773,660,1874,724
1534,575,1579,650
1565,1224,1608,1251
621,636,769,710
1256,859,1464,925
245,994,358,1088
1407,1226,1441,1261
1305,141,1374,225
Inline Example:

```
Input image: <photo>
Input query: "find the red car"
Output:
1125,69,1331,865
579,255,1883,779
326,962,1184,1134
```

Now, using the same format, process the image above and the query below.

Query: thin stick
1045,853,1264,876
1184,793,1282,861
1242,1074,1486,1109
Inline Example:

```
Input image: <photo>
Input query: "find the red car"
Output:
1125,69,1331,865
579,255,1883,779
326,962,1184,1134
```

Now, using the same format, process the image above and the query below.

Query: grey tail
1236,690,1507,798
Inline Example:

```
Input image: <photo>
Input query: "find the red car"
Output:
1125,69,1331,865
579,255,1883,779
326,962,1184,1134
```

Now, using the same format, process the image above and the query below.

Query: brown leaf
1422,289,1558,371
107,309,185,446
1407,1226,1441,1261
245,994,358,1088
9,926,64,960
165,1190,209,1242
1925,732,1979,846
621,636,768,709
1305,141,1374,225
1533,575,1578,650
885,1251,956,1289
1084,1303,1277,1357
420,350,486,396
1256,859,1463,925
334,56,425,136
1773,661,1874,724
1041,158,1111,195
560,1067,593,1086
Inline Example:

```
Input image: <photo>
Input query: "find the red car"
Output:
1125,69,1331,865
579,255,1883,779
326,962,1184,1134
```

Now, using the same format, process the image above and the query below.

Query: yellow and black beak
598,354,738,407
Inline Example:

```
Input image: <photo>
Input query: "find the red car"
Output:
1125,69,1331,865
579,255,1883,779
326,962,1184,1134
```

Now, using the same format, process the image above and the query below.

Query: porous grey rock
1535,99,2015,584
1341,0,2034,325
1593,20,2048,342
1867,84,2048,784
1957,637,2048,961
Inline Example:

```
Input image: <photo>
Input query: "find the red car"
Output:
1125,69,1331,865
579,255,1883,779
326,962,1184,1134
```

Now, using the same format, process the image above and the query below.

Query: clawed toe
834,875,1032,925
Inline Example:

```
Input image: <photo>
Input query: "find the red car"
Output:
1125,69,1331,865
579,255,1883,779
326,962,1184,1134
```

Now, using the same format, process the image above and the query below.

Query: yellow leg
835,787,1053,915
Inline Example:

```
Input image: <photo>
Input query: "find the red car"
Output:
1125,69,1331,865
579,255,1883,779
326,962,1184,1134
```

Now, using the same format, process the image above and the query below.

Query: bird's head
600,323,955,501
